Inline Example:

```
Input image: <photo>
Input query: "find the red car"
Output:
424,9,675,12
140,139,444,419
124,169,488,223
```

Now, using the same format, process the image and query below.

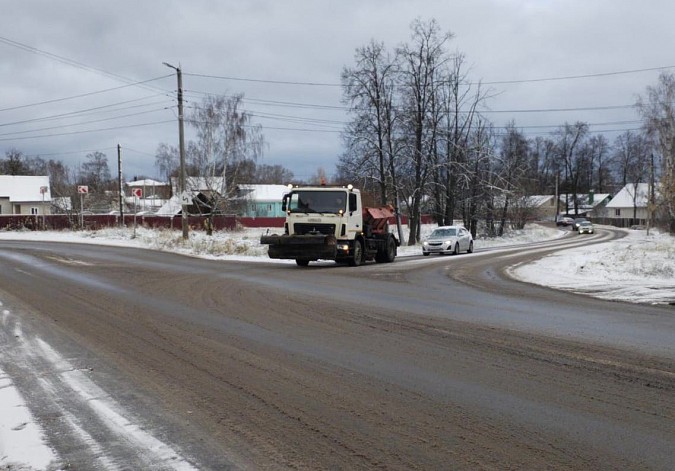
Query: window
615,208,621,217
30,207,39,215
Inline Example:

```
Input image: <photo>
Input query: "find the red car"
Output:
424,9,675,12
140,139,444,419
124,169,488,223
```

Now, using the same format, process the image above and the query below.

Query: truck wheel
376,235,397,263
349,240,363,266
296,259,310,267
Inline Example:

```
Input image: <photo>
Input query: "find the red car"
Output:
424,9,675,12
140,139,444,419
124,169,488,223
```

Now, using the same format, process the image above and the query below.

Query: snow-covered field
1,223,674,469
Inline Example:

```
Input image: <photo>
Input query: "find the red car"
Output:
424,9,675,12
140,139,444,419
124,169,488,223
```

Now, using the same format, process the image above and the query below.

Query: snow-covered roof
0,175,51,202
238,184,289,202
605,183,650,208
574,193,611,207
526,195,555,207
127,179,167,187
156,196,183,216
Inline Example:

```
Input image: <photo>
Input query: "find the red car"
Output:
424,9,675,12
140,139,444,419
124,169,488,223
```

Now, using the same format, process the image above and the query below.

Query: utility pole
163,61,189,240
117,143,124,226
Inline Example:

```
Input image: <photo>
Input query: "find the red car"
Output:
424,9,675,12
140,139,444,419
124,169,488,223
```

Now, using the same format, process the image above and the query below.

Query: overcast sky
1,0,673,182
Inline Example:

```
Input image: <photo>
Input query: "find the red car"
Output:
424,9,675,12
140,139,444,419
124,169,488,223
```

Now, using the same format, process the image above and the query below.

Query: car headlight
422,241,428,247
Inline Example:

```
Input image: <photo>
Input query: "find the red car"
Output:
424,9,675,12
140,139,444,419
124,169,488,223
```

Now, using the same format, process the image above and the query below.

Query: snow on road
0,223,673,469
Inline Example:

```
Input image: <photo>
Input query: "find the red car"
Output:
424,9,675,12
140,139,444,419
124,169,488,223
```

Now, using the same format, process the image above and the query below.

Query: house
525,194,557,221
126,179,170,212
0,175,52,215
603,183,652,226
236,184,289,217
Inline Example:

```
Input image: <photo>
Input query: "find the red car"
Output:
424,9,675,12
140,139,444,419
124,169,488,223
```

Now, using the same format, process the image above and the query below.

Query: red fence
0,214,237,232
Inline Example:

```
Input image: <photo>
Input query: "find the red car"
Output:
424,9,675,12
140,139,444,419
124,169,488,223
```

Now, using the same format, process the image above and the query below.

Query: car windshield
430,228,457,238
580,221,592,226
288,190,346,214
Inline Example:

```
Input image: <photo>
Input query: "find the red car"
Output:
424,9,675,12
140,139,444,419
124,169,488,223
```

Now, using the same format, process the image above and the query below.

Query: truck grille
293,223,336,235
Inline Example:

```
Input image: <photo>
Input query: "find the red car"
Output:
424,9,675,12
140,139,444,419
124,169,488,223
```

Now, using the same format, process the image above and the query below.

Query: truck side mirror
281,194,288,212
348,193,357,213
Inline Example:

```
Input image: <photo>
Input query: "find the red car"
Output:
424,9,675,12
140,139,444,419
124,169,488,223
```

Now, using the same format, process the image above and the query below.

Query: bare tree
637,72,675,232
430,53,489,228
397,18,452,245
1,148,29,175
495,123,530,235
554,122,589,216
341,40,399,205
187,94,265,226
154,142,179,182
255,163,294,184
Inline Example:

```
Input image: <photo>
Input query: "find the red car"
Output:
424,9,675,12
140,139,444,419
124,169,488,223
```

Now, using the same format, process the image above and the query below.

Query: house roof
0,175,51,202
238,184,289,202
127,179,167,187
605,183,650,208
526,195,555,207
156,196,182,216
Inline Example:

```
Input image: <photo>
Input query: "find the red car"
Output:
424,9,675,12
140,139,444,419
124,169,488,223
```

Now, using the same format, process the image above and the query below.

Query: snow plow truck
260,185,399,266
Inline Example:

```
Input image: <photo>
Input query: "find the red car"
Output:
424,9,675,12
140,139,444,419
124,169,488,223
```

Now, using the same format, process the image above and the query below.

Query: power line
184,64,675,87
0,94,168,128
0,120,175,141
0,108,169,138
184,72,341,87
479,65,675,85
0,77,171,113
0,35,172,94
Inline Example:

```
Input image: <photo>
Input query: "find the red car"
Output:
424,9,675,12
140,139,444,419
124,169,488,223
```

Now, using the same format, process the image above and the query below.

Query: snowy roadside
510,229,675,305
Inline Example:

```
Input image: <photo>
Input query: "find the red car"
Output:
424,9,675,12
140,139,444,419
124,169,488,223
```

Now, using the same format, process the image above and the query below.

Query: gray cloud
1,0,672,180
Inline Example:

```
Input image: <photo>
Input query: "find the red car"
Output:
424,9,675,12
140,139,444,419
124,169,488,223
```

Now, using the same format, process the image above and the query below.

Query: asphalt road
0,228,673,470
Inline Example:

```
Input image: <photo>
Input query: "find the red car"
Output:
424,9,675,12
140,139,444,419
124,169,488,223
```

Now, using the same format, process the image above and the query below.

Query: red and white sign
40,186,48,194
132,188,143,198
77,185,89,194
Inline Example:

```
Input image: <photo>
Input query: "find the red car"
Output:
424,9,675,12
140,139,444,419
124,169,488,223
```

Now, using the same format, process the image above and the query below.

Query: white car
422,226,473,256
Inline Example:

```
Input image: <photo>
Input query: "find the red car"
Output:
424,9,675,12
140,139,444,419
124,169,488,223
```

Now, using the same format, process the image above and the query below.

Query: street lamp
163,61,189,240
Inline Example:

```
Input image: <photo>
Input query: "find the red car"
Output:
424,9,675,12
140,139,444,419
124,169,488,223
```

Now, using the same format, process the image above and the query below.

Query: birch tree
637,72,675,232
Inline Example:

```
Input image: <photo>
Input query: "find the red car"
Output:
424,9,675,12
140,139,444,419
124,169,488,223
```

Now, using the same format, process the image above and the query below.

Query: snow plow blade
260,234,338,260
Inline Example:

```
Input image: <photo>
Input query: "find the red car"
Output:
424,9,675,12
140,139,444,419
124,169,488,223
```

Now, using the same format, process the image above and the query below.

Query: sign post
132,188,142,237
40,186,48,229
77,186,88,227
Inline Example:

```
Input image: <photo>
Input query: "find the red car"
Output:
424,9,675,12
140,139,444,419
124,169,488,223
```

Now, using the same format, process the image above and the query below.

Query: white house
0,175,52,215
236,184,289,217
604,183,651,226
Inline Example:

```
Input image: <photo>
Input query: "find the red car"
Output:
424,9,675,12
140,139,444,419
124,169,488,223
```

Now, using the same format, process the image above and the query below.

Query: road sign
40,186,48,194
78,185,89,194
180,191,192,205
132,187,143,198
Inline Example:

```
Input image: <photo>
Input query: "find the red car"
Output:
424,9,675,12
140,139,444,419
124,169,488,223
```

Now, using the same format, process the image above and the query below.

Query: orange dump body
363,205,396,235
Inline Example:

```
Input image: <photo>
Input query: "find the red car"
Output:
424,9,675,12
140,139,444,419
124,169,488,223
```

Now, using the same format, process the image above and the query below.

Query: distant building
603,183,652,226
564,192,612,217
126,179,170,212
236,184,289,217
0,175,52,215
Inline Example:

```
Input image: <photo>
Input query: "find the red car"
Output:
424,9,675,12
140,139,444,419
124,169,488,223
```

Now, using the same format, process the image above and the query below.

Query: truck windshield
288,191,346,214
